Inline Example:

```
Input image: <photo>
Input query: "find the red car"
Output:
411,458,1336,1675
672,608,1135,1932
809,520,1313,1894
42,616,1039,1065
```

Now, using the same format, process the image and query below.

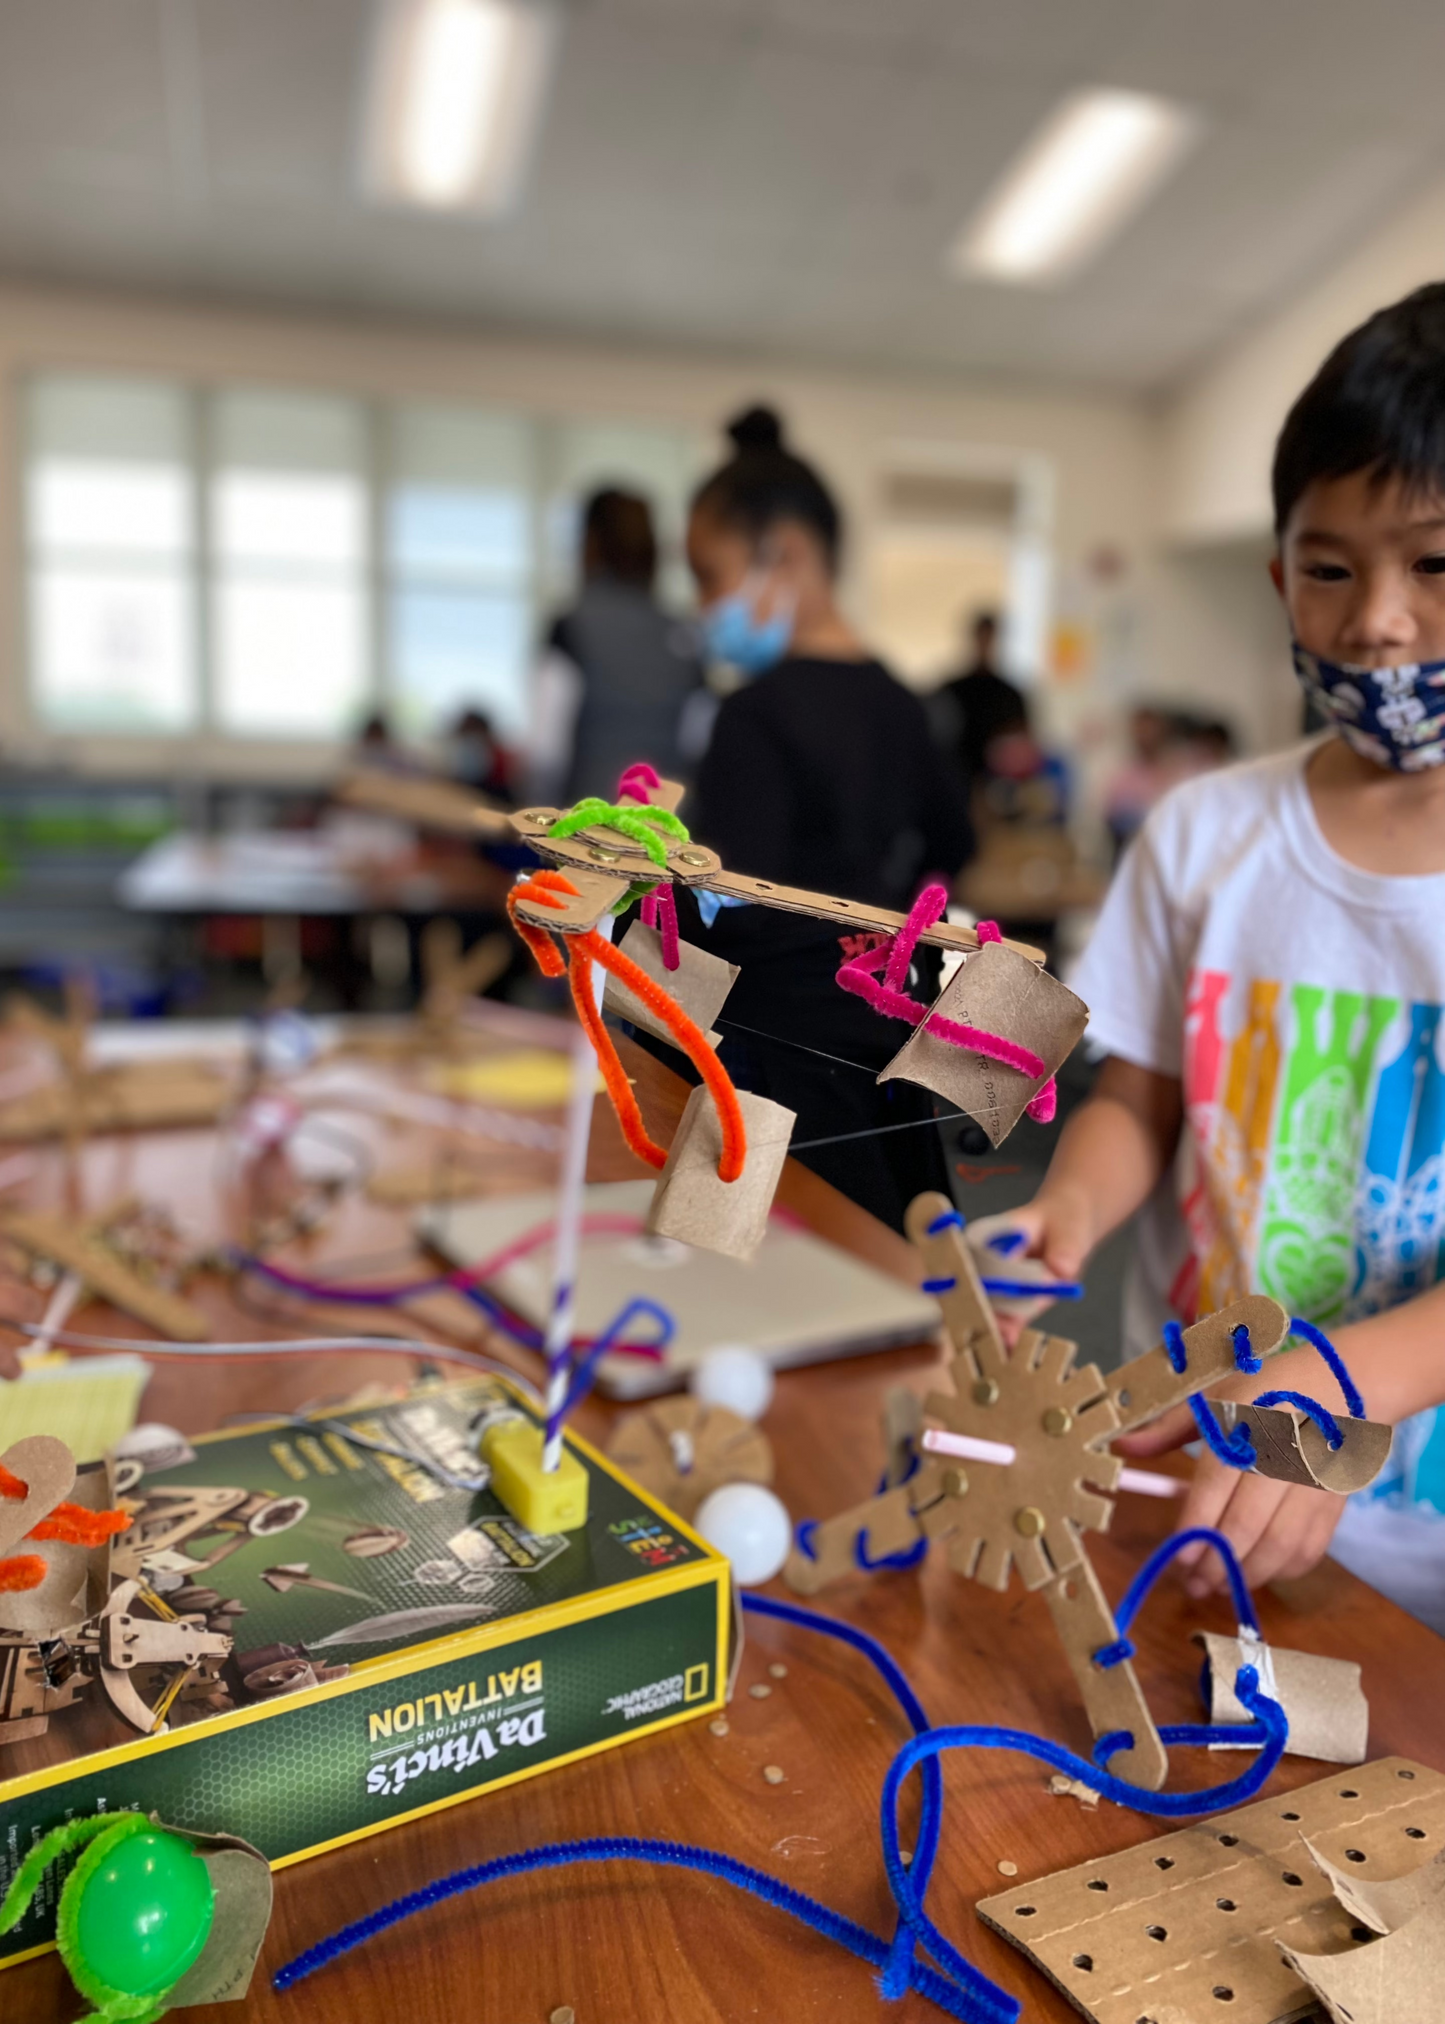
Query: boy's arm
1122,1281,1445,1596
997,1055,1182,1280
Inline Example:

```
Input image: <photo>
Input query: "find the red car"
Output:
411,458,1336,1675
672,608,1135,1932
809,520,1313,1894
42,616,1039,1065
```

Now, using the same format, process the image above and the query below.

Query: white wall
1162,173,1445,544
1138,173,1445,757
0,281,1157,781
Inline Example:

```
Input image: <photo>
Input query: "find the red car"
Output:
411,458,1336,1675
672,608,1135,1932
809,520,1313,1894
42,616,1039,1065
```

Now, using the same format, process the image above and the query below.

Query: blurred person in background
352,708,412,774
1104,704,1237,859
446,704,515,805
527,486,703,805
935,609,1031,808
675,405,973,1231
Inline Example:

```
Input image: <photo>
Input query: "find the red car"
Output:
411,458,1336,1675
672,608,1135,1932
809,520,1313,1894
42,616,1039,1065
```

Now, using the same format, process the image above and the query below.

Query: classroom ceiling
1,0,1444,394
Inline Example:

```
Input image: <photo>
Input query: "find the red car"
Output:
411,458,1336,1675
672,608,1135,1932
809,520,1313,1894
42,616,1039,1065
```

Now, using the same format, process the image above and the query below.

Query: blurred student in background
935,609,1031,808
446,705,515,805
677,406,973,1231
527,486,703,805
1104,704,1237,859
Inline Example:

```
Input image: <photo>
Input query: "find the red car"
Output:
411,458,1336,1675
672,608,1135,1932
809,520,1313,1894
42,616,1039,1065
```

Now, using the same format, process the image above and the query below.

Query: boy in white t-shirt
1002,283,1445,1633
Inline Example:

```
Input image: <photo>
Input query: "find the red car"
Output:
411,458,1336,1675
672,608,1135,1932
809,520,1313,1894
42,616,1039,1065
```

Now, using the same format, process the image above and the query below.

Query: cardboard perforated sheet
976,1756,1445,2024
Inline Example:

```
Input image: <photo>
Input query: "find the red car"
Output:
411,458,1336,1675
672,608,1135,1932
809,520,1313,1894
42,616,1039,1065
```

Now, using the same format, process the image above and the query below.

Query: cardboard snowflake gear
784,1192,1391,1790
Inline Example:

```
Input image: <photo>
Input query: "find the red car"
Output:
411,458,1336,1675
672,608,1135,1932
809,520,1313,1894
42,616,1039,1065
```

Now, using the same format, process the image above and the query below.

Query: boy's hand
965,1184,1097,1337
1116,1340,1352,1596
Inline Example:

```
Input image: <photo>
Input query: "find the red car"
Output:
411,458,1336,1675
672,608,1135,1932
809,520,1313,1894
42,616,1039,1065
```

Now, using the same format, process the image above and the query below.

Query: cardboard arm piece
1105,1297,1390,1496
905,1191,1009,1380
1042,1555,1168,1792
337,771,515,837
1103,1296,1291,1436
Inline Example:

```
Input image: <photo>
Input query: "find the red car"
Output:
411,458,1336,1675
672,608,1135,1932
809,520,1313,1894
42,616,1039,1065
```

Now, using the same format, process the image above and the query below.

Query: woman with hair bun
674,404,974,1232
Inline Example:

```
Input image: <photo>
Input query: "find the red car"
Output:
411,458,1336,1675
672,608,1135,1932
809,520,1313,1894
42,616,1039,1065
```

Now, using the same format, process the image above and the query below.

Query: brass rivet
518,809,548,824
973,1378,1000,1407
676,848,709,867
1042,1407,1073,1436
1014,1507,1045,1538
588,845,621,863
942,1466,969,1498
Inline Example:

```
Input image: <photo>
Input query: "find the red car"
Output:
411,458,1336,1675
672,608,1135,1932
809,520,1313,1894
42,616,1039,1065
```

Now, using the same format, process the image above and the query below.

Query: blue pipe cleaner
1231,1323,1261,1373
987,1231,1026,1257
927,1209,965,1235
878,1665,1287,2006
1253,1388,1344,1450
980,1277,1083,1301
1188,1393,1257,1469
1111,1526,1260,1641
1161,1314,1365,1471
560,1297,674,1415
272,1534,1286,2024
1288,1316,1368,1419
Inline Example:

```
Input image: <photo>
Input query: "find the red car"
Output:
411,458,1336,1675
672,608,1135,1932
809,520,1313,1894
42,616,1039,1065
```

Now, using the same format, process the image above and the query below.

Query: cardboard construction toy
340,768,1045,971
349,766,1081,1260
342,915,514,1063
0,987,234,1146
784,1193,1391,1791
605,1398,773,1521
977,1754,1445,2024
602,919,736,1051
0,1208,211,1342
0,1810,272,2021
341,770,1076,1156
0,1377,731,1978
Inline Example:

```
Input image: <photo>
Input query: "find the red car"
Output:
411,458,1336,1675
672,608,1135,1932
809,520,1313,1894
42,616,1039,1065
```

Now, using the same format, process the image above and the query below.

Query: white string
0,1320,543,1404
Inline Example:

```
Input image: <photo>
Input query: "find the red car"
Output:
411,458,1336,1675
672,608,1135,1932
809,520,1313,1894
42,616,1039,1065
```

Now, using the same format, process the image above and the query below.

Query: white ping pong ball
693,1484,792,1587
691,1344,774,1422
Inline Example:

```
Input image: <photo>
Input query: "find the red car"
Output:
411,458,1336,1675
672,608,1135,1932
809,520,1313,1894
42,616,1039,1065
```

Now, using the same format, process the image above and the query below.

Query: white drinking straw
541,914,613,1472
921,1425,1184,1499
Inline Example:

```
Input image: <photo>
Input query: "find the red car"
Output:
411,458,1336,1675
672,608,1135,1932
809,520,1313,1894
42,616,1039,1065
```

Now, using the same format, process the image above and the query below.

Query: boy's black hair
692,404,843,570
1273,281,1445,534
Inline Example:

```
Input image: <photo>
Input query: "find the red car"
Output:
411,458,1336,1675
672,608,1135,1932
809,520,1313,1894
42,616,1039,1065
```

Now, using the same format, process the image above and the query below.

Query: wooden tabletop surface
4,1029,1443,2024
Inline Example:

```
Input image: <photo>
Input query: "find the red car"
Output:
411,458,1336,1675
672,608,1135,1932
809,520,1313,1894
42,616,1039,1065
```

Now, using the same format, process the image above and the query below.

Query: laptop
418,1180,940,1400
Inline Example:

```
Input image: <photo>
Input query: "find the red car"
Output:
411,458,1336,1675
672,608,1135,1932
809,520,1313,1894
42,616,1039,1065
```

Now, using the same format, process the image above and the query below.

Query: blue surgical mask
699,574,794,677
1293,644,1445,772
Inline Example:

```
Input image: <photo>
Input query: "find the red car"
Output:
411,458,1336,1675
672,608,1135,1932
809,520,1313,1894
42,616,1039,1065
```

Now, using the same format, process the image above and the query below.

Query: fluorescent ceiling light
362,0,561,216
949,89,1198,285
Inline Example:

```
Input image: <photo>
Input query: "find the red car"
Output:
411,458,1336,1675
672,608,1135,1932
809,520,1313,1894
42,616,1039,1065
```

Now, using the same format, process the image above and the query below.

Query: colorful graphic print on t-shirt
1176,968,1445,1329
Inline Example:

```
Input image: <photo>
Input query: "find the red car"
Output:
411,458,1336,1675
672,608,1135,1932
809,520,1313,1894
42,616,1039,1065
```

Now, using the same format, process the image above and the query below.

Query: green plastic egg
72,1829,215,1998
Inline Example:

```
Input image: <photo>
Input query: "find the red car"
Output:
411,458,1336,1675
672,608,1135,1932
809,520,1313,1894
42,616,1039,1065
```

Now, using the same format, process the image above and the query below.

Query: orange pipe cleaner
0,1462,133,1547
0,1556,47,1594
507,871,748,1183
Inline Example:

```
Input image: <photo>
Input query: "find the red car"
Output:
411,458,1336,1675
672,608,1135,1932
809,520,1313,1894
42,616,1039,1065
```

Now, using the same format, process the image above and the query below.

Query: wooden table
5,1037,1443,2024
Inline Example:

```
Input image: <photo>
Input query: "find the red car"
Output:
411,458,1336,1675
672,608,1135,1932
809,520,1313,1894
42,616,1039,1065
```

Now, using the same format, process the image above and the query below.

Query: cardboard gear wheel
605,1398,773,1521
918,1326,1120,1593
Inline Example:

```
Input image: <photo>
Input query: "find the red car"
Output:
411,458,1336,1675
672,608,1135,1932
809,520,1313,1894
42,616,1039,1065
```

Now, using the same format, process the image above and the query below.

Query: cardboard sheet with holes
978,1756,1444,2024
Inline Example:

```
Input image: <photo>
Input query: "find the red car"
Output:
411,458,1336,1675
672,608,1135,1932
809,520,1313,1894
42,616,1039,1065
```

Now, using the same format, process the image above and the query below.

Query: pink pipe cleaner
616,762,662,803
614,764,681,969
639,884,681,970
836,886,1056,1123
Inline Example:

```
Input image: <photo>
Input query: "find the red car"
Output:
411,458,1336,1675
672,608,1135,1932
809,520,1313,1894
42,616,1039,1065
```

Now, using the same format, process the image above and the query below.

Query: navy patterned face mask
1293,643,1445,772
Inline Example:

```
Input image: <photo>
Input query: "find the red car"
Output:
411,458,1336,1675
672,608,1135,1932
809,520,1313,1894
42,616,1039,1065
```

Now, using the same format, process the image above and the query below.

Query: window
21,372,706,744
26,377,196,733
211,391,370,739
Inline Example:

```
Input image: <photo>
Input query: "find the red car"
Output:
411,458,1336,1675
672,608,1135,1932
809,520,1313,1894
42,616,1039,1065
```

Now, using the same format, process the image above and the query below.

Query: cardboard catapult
785,1193,1390,1790
342,770,1088,1257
